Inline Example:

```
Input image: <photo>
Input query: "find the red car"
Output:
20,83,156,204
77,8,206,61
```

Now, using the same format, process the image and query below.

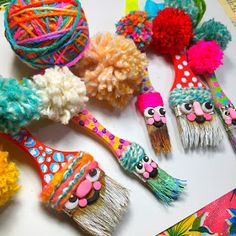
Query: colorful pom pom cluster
116,11,153,51
0,150,20,206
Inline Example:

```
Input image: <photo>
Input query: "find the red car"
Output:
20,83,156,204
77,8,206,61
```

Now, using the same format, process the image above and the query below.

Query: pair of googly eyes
64,168,101,210
135,155,152,174
180,102,214,114
223,108,236,119
144,106,166,118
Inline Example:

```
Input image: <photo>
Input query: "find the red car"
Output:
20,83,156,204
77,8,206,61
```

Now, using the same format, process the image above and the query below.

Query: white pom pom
33,67,88,124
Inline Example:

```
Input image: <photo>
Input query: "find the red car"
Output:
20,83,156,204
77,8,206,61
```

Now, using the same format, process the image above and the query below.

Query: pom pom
32,67,88,124
193,19,232,50
4,0,89,69
116,11,153,51
187,40,224,75
0,150,20,206
151,8,193,55
75,32,148,109
0,77,41,134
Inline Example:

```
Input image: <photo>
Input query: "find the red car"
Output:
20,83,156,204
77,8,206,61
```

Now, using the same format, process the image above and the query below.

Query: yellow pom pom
0,150,20,206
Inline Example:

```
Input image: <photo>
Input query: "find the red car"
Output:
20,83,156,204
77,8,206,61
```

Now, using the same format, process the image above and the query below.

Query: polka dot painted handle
1,128,80,187
140,76,156,94
171,52,205,91
72,109,131,159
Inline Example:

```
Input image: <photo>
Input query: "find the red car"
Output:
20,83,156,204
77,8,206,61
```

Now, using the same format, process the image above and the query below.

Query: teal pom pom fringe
0,77,42,134
164,0,206,28
193,19,232,50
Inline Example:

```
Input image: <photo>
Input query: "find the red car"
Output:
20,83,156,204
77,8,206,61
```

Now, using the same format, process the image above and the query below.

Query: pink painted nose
154,112,161,122
76,179,92,198
193,101,204,116
229,108,236,119
144,163,153,173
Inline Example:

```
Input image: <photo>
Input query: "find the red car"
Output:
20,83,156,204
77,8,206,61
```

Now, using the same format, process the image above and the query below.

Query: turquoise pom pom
193,19,232,50
0,77,42,134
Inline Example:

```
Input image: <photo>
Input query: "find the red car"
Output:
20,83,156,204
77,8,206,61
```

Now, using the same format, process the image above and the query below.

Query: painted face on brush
64,162,104,211
177,100,214,124
221,106,236,126
144,106,167,128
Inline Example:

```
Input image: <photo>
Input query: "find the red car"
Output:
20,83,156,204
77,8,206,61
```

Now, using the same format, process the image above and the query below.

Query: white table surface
0,0,236,235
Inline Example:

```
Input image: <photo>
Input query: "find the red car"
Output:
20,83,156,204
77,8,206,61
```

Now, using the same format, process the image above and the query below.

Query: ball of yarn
116,11,153,52
32,67,88,124
187,40,224,75
151,8,193,55
4,0,89,69
0,77,41,134
75,32,148,109
0,149,20,206
193,19,232,51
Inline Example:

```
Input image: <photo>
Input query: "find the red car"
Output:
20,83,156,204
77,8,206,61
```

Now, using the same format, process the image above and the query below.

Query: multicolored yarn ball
75,32,148,109
0,149,20,206
4,0,89,69
193,19,232,51
32,66,88,124
151,8,193,55
187,40,224,75
116,11,153,52
0,76,41,134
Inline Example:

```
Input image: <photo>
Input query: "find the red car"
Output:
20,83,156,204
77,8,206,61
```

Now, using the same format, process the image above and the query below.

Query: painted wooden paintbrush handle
0,129,79,186
72,109,131,159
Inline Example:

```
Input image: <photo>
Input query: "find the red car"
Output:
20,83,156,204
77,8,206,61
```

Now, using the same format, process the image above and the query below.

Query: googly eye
155,106,166,116
86,168,101,182
135,162,145,174
202,102,214,113
180,103,193,114
65,194,79,210
144,107,155,118
142,155,152,164
223,110,230,119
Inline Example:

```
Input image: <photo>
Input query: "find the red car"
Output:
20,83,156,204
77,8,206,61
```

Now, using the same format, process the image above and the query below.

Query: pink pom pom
187,40,224,75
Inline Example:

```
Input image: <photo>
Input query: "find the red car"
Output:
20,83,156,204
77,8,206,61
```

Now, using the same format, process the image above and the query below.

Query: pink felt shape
76,179,92,198
146,117,155,125
154,112,161,122
229,108,236,119
143,172,150,179
136,92,164,113
78,198,88,208
193,101,204,116
151,162,157,168
93,181,102,191
187,113,196,122
225,117,232,125
187,40,224,75
204,113,212,121
144,163,153,173
161,116,167,124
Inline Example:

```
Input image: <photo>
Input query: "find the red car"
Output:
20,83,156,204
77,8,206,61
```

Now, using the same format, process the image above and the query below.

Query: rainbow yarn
4,0,89,69
116,11,152,51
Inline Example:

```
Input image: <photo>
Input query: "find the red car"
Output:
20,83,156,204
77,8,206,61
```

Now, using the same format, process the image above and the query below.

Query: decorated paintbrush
0,75,129,236
72,109,185,204
151,7,223,149
116,11,171,154
187,20,234,151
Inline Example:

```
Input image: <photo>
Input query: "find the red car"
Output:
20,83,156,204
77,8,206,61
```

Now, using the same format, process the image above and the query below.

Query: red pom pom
187,40,224,75
151,8,193,55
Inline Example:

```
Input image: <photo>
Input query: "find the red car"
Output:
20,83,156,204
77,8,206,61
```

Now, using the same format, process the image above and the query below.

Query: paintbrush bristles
64,175,129,236
147,125,171,154
176,115,223,149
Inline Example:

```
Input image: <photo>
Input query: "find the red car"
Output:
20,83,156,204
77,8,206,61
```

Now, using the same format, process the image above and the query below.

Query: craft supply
4,0,89,69
136,76,171,154
72,109,186,204
145,0,165,18
74,32,148,109
116,11,153,52
0,148,20,206
151,8,222,149
0,130,129,236
188,39,236,152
